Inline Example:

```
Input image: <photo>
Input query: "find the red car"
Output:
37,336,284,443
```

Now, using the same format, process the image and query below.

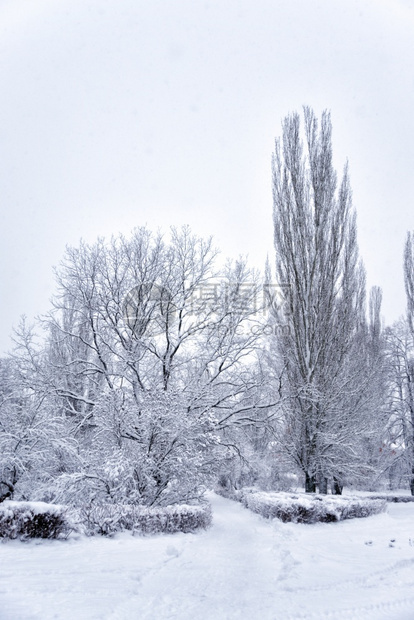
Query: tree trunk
332,478,343,495
318,474,328,494
305,472,316,493
0,481,14,503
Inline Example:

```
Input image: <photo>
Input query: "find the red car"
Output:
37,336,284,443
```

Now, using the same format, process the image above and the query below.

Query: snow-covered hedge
79,502,212,536
0,499,212,539
0,501,73,540
367,494,414,503
240,491,387,523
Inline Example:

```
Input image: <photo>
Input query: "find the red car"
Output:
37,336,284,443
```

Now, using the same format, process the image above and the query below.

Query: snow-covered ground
1,492,414,620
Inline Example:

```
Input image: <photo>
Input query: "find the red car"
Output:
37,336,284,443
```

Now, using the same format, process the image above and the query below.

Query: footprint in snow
165,545,181,558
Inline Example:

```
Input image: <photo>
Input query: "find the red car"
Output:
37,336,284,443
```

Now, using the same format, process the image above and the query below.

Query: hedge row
217,488,387,524
0,500,212,539
79,502,212,536
367,494,414,503
0,501,72,540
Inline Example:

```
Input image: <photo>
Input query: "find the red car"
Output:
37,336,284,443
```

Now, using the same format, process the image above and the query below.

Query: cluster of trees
1,107,414,507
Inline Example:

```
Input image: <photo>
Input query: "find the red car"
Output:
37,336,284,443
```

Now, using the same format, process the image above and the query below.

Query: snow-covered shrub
238,491,386,524
79,502,212,536
0,501,73,539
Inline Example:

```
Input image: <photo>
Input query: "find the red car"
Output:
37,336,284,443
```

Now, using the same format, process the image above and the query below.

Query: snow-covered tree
31,226,272,506
383,320,414,493
383,231,414,495
271,107,372,493
0,326,74,502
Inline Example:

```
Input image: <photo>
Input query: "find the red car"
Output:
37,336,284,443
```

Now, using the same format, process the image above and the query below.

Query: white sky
1,0,414,353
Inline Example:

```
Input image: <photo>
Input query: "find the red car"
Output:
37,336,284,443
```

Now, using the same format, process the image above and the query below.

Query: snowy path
112,493,284,619
1,493,414,619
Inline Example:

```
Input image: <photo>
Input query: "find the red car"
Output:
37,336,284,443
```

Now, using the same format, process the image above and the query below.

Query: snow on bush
236,491,387,524
0,501,73,540
0,499,212,539
79,502,212,536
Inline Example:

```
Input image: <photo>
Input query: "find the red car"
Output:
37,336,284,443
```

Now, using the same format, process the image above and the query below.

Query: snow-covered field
1,492,414,620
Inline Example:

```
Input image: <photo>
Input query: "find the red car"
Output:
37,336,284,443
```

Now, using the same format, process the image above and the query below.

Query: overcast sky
1,0,414,353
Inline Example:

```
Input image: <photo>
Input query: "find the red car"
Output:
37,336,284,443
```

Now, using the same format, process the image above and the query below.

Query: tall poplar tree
272,107,367,492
